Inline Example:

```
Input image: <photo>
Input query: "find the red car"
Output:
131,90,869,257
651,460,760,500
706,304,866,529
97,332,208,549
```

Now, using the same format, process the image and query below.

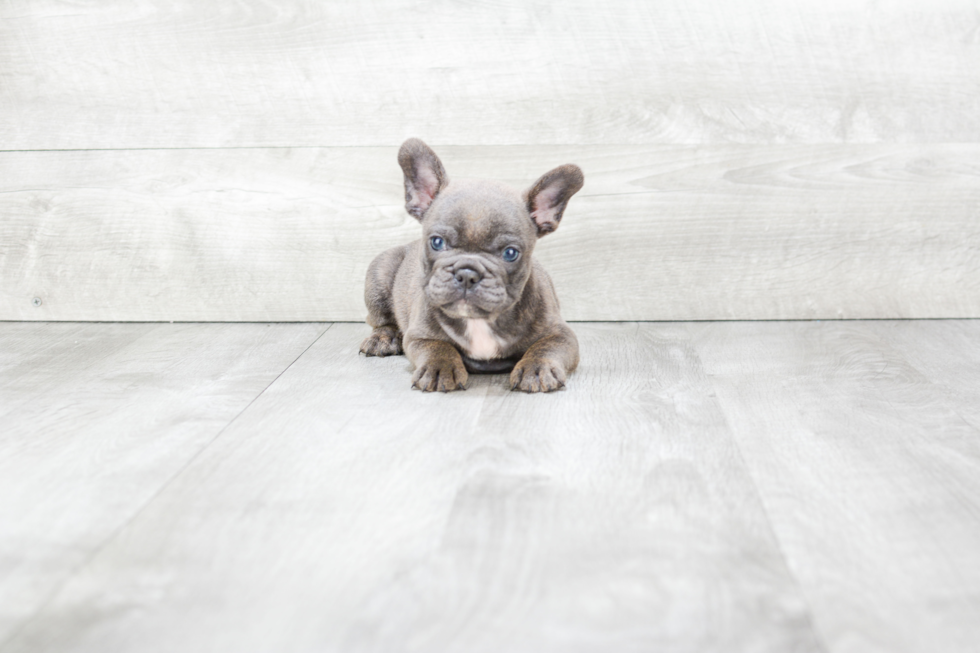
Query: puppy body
361,140,583,393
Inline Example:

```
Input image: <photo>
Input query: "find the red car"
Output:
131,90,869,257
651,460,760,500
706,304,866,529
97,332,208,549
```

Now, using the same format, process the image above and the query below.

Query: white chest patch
465,319,501,360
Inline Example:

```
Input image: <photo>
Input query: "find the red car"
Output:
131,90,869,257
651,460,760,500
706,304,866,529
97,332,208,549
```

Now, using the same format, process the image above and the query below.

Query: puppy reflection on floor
360,138,583,393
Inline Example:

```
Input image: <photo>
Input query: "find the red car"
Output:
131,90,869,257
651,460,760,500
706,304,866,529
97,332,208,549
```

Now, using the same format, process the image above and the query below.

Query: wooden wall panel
2,0,977,320
1,0,978,149
2,145,977,321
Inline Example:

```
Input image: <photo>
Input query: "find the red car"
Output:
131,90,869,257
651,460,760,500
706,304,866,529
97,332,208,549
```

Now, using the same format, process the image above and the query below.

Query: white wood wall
2,0,978,321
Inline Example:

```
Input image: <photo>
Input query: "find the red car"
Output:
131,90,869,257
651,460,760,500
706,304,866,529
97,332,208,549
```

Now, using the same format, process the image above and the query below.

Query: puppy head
398,138,584,320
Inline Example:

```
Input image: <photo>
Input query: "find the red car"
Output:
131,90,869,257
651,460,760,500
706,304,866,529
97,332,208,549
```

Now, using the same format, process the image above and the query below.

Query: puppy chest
464,319,502,360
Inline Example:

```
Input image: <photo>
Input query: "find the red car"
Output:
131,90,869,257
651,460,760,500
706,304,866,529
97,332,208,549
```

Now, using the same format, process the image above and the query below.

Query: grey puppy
359,138,583,393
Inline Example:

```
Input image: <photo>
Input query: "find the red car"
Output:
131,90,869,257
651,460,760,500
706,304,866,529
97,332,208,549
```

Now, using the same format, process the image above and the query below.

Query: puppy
360,138,583,393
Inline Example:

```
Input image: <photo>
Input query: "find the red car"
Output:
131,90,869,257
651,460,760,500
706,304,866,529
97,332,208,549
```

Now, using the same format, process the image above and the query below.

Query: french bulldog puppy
359,138,583,393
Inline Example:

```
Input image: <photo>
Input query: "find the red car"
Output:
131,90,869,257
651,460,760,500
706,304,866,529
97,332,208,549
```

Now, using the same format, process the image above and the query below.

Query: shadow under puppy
360,138,583,393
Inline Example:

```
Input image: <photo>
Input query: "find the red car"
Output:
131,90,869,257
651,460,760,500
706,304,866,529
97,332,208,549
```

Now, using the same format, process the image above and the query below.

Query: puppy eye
502,247,520,262
430,236,445,251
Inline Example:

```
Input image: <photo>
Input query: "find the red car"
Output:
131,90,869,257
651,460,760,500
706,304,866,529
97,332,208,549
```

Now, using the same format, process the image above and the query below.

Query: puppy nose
454,267,482,289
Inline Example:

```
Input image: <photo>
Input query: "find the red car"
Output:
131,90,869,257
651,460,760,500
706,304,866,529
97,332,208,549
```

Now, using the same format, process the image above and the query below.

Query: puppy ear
398,138,449,220
525,164,584,236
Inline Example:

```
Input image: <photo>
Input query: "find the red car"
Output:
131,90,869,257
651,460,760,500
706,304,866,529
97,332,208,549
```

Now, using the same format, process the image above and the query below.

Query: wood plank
0,324,823,653
862,320,980,431
341,323,823,651
0,323,148,410
0,322,325,644
2,144,978,322
691,321,980,653
1,0,978,149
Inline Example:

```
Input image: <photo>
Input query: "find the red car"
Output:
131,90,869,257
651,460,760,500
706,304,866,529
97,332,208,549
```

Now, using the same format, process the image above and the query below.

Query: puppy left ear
525,164,584,236
398,138,449,220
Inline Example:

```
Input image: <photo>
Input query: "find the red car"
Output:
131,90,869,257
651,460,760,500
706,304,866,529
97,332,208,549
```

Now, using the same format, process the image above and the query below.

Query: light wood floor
1,321,978,653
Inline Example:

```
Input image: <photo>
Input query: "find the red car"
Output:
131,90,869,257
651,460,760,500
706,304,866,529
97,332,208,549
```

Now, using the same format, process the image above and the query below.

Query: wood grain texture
2,144,978,321
1,0,978,149
0,323,823,653
862,320,980,431
691,320,980,653
343,323,820,652
0,322,325,645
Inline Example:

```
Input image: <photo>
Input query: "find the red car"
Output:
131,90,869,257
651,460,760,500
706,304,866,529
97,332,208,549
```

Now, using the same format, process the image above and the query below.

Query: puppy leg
510,324,579,393
360,246,407,357
405,338,469,392
360,324,403,357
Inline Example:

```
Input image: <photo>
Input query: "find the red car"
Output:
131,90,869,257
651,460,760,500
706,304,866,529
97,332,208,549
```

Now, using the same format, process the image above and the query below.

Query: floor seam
0,323,333,653
686,324,834,653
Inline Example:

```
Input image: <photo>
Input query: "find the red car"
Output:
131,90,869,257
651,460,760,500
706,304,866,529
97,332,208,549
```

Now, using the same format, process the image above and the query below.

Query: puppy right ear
397,138,449,220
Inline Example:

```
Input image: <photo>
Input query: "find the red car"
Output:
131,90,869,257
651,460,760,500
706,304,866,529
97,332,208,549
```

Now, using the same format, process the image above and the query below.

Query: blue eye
502,247,519,262
430,236,445,251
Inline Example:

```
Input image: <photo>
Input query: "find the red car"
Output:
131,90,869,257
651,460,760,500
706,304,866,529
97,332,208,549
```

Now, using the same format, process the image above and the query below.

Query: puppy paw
510,358,567,393
412,357,469,392
360,326,403,357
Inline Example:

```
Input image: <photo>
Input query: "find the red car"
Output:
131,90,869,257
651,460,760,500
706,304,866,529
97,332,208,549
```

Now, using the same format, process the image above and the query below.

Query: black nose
454,267,482,289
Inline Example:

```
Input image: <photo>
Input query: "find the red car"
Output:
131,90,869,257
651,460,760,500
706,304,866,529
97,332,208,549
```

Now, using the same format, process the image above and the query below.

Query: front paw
360,326,403,357
510,357,567,393
412,356,469,392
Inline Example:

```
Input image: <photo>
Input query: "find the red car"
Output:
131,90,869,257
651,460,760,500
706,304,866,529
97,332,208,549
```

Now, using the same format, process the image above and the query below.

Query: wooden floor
1,320,979,653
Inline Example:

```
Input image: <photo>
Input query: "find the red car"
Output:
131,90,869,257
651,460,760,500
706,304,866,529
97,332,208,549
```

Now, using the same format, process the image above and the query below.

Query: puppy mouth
440,298,493,319
424,259,513,317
